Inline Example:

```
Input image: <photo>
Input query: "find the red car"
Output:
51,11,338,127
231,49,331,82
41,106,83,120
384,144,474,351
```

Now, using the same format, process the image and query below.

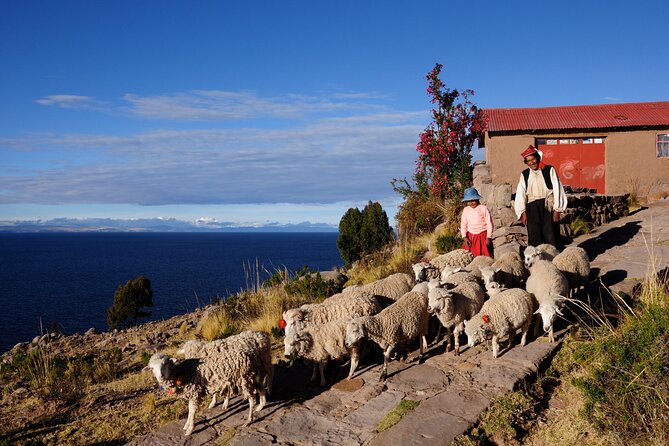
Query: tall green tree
337,207,363,266
360,201,394,255
337,202,394,266
107,276,153,330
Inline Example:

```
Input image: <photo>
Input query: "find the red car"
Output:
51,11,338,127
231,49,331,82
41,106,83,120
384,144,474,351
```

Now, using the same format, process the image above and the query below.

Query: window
658,134,669,158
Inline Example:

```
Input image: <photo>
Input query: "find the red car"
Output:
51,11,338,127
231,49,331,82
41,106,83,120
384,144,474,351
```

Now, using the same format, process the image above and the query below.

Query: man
514,145,567,247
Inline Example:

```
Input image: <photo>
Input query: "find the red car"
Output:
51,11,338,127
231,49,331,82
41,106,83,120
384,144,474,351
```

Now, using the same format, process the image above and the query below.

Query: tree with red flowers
393,63,488,201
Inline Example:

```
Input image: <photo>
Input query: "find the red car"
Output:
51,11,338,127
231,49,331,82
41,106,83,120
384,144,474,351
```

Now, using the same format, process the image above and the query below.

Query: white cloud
35,95,106,110
0,111,426,207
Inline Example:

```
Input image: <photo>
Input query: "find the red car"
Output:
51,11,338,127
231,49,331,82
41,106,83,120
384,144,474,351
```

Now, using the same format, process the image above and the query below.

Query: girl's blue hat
462,187,482,202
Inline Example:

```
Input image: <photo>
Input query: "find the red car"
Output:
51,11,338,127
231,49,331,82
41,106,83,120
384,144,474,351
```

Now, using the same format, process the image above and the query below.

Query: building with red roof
483,101,669,197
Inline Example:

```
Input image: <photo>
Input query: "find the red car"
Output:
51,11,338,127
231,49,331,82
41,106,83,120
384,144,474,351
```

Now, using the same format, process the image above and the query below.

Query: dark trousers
526,199,557,247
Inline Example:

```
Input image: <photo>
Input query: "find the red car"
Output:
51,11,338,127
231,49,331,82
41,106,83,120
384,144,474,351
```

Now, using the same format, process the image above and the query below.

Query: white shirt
514,165,568,219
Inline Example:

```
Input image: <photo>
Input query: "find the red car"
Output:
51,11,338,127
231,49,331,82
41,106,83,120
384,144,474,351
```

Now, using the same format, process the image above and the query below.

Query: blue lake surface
0,232,343,353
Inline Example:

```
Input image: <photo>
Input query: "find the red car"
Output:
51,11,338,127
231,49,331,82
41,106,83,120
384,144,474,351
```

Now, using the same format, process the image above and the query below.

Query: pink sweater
460,204,493,238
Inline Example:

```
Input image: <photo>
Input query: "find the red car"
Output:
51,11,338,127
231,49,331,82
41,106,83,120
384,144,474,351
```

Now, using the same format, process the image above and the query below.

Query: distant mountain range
0,217,338,233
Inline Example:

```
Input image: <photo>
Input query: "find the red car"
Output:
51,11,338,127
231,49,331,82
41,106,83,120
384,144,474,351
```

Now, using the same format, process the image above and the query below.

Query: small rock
85,327,99,336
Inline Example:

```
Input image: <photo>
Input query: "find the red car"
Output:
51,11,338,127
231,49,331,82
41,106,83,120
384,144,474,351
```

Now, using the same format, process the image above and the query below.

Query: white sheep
145,346,263,435
345,290,429,381
283,319,360,386
464,287,535,358
526,259,570,342
523,243,560,268
484,279,508,298
480,251,527,289
178,330,274,405
341,272,414,301
439,266,481,288
427,279,485,355
412,262,440,283
552,246,591,296
282,294,382,330
464,255,495,280
429,249,475,271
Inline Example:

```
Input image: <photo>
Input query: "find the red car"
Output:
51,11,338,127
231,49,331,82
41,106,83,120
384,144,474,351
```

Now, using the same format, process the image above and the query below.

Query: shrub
107,276,153,330
395,193,448,241
283,268,343,300
196,307,239,341
434,231,463,254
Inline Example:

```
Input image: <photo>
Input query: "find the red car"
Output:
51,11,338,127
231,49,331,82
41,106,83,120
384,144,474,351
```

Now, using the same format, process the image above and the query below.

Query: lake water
0,232,343,353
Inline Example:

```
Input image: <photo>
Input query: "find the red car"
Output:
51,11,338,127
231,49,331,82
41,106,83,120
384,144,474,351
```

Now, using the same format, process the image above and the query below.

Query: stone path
129,199,669,446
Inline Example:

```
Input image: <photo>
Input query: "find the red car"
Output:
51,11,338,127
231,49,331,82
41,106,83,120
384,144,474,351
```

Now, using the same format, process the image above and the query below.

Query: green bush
572,302,669,441
107,276,153,330
283,268,343,300
434,232,463,254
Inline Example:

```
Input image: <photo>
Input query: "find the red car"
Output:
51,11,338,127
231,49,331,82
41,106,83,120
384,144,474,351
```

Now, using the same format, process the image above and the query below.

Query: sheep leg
310,361,318,383
445,326,453,352
318,360,327,387
347,350,360,380
492,335,500,358
380,345,394,381
207,391,218,409
255,388,266,412
520,320,531,346
244,394,255,427
184,398,198,436
453,324,463,356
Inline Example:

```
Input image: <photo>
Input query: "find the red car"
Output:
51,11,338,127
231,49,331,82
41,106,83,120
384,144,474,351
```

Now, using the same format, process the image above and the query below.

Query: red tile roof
485,101,669,133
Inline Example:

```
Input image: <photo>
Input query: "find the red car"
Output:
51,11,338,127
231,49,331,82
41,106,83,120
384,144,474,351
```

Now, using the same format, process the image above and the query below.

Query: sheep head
534,301,563,333
439,266,461,283
345,318,366,348
144,353,177,385
283,327,311,358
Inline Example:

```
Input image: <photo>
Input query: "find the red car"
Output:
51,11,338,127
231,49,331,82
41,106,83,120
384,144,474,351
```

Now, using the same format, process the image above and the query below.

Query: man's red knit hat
521,145,540,158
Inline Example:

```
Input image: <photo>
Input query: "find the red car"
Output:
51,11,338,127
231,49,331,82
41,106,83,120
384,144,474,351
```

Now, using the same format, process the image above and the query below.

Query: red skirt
462,231,493,257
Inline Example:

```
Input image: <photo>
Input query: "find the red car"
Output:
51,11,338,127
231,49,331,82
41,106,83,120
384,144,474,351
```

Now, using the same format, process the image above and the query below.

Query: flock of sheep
144,244,591,436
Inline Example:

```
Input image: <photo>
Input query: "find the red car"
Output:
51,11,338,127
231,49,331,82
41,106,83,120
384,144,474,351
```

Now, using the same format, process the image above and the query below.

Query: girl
460,187,494,257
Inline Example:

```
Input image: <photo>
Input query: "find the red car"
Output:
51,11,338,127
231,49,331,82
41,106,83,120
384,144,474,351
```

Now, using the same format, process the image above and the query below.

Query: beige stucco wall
484,129,669,196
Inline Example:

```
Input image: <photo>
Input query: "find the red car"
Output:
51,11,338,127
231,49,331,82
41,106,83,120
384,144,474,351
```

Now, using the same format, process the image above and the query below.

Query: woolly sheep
178,330,274,403
484,279,507,298
412,262,440,283
411,281,429,296
480,251,527,289
345,290,429,381
427,279,485,355
523,243,560,269
526,259,570,342
145,346,263,435
429,249,475,271
282,294,382,331
464,288,535,358
464,255,495,280
552,246,591,296
283,319,360,386
341,273,414,301
439,266,481,288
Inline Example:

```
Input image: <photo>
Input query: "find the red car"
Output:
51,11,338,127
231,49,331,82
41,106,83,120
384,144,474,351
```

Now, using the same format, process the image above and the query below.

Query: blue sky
1,0,668,228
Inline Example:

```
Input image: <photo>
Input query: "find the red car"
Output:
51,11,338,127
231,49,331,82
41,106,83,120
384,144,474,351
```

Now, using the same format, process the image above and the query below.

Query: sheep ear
533,309,540,315
170,357,178,364
556,308,564,316
494,266,502,272
453,267,462,273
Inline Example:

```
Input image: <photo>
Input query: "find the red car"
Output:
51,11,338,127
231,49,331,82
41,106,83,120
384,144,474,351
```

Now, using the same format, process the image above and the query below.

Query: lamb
429,249,475,271
282,294,382,331
412,262,441,283
345,290,429,381
427,279,485,355
480,251,527,289
464,287,535,358
145,346,264,435
526,259,570,342
439,266,481,288
341,272,414,301
464,255,495,280
283,319,360,386
178,330,274,404
551,246,591,296
523,243,560,269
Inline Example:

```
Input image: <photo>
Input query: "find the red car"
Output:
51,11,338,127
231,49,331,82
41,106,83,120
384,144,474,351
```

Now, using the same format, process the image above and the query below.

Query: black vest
522,165,553,190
